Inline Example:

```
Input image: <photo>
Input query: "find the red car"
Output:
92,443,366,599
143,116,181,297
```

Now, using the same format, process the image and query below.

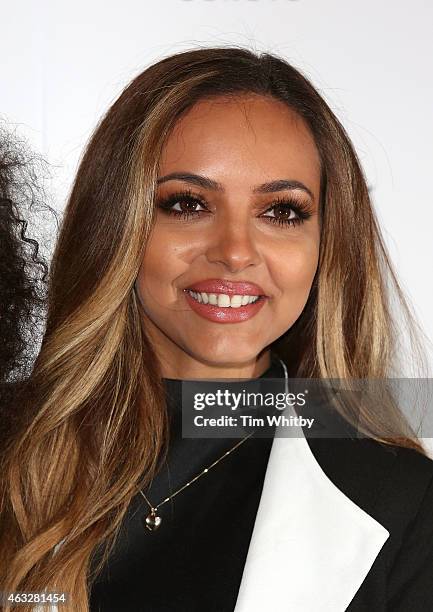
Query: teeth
230,295,243,308
187,290,261,307
217,294,231,307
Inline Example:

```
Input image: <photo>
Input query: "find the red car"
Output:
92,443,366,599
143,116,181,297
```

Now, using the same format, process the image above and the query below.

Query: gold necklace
139,432,255,531
139,358,288,532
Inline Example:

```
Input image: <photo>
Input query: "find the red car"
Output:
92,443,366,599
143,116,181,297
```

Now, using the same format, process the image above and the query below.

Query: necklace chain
139,358,288,532
139,432,254,512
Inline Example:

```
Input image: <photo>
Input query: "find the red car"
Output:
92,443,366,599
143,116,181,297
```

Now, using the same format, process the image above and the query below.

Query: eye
261,197,313,228
156,189,208,220
156,190,313,228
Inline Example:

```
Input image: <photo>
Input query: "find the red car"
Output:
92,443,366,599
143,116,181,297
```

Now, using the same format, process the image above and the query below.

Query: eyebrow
156,172,314,200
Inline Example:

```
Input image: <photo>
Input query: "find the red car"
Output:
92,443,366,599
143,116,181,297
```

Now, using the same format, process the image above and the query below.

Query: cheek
272,239,319,302
137,233,172,306
135,226,186,307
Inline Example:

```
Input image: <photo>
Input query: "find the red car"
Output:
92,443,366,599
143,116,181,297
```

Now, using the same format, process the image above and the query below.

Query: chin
189,342,265,368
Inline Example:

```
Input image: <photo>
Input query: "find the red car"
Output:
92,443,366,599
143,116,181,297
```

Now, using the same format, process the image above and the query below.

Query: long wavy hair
1,46,430,611
0,125,53,422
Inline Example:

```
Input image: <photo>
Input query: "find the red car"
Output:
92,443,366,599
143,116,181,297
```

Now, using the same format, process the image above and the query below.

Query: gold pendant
144,508,162,532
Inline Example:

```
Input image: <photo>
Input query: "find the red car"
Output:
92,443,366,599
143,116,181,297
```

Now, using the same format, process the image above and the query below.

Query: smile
183,289,267,323
186,290,261,308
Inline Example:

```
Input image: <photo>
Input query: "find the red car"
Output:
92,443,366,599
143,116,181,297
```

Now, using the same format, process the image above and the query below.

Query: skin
135,94,321,379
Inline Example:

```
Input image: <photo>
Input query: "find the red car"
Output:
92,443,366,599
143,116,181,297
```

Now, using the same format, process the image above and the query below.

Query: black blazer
231,400,433,612
308,435,433,610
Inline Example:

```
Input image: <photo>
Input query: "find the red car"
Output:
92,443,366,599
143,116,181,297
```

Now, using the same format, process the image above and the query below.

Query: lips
182,278,268,324
184,279,266,296
184,290,266,323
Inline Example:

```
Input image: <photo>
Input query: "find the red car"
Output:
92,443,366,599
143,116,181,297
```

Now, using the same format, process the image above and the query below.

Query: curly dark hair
0,125,56,407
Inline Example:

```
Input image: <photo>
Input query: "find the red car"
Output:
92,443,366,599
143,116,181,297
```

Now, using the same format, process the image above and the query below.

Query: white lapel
233,405,390,612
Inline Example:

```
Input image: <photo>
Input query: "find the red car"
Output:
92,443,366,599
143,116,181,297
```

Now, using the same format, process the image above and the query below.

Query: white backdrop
1,0,433,448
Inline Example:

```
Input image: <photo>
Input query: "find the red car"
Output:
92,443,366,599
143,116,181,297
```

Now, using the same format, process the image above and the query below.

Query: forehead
159,94,321,196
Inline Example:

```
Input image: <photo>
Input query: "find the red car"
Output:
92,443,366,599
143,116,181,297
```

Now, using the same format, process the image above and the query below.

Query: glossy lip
184,278,267,297
183,289,268,324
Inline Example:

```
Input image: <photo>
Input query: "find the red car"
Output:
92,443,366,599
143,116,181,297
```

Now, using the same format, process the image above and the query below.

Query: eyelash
156,189,313,228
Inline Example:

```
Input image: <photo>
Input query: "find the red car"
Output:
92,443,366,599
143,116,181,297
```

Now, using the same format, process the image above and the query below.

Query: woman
0,125,50,424
1,47,432,611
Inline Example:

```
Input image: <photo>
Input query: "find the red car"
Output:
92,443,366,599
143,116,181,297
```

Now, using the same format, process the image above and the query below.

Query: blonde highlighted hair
0,45,430,610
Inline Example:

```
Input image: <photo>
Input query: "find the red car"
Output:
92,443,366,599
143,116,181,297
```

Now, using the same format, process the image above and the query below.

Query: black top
89,354,285,612
89,356,433,611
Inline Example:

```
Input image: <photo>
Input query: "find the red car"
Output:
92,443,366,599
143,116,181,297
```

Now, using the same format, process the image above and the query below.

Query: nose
205,214,262,272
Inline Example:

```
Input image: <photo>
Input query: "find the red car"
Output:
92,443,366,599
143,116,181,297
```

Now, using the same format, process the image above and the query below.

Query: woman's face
135,94,321,378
